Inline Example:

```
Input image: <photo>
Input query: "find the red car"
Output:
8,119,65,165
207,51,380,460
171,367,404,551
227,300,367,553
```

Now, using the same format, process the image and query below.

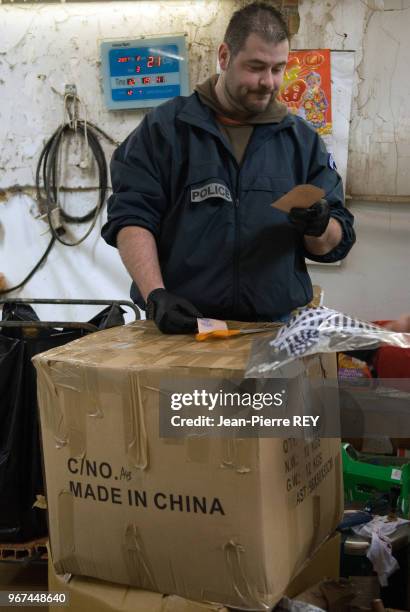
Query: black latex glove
289,199,331,237
146,288,202,334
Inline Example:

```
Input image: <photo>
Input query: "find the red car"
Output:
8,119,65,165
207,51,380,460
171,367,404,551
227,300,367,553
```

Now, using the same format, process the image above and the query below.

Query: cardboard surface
272,184,326,212
48,561,228,612
34,321,343,611
286,532,341,599
48,533,340,612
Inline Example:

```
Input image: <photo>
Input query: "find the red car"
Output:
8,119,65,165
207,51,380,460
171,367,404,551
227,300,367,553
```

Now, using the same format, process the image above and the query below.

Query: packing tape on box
35,360,92,455
54,489,81,576
39,357,150,469
126,374,149,470
220,439,254,474
123,524,159,592
140,371,256,470
151,342,249,370
36,362,69,449
54,491,160,587
223,540,262,608
63,391,88,457
185,438,254,470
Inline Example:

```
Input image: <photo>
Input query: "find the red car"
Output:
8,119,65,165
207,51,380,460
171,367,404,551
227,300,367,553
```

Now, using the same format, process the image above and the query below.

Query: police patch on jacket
328,153,337,171
191,181,233,203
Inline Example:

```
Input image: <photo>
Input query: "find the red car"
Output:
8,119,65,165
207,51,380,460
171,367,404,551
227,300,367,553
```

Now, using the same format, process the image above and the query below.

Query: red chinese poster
278,49,332,135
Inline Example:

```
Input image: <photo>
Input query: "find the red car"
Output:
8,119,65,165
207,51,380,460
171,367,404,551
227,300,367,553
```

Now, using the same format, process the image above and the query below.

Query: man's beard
224,75,276,116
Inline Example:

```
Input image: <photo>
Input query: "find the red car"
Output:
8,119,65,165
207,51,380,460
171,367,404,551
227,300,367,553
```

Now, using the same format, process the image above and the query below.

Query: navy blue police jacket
102,92,355,321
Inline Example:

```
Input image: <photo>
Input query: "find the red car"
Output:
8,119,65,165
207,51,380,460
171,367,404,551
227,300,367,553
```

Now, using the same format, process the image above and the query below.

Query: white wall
294,0,410,198
294,0,410,319
0,0,409,322
0,0,231,321
309,200,410,320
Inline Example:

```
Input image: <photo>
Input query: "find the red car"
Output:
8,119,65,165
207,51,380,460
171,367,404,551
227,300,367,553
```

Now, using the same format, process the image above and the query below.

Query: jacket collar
176,92,223,138
177,92,296,161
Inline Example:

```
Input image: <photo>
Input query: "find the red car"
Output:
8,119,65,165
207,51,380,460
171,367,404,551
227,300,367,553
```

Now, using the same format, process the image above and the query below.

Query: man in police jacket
102,2,355,334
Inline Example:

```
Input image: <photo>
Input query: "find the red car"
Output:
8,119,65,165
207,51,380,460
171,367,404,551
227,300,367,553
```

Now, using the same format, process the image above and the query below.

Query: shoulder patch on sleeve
328,153,337,170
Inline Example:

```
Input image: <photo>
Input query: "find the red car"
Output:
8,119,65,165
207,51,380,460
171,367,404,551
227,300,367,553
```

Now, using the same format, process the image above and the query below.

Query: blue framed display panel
100,34,189,110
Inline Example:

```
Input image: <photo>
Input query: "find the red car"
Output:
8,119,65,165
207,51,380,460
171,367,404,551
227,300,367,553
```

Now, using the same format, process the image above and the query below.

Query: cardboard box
48,558,228,612
47,533,340,612
286,531,341,599
34,321,343,611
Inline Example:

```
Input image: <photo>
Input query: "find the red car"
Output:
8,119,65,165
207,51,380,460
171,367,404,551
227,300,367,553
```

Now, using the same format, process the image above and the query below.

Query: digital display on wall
101,36,189,110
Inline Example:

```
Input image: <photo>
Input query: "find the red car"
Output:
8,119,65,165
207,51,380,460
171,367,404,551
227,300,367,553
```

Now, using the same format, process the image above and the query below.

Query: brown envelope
272,184,326,213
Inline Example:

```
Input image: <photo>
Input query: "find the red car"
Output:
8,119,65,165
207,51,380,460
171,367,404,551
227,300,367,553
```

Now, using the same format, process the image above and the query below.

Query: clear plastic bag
275,597,325,612
246,307,410,377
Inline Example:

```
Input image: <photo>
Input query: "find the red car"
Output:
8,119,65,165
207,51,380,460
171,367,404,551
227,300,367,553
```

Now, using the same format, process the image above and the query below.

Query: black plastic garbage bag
0,302,125,542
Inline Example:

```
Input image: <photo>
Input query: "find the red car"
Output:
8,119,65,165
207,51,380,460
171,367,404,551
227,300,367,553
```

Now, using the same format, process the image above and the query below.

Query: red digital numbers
156,76,165,83
127,90,133,96
127,78,136,86
147,56,161,69
117,56,130,63
135,66,141,73
142,77,151,85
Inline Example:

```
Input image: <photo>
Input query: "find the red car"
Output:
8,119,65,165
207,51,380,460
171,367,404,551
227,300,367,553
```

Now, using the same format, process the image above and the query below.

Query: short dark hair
224,2,290,57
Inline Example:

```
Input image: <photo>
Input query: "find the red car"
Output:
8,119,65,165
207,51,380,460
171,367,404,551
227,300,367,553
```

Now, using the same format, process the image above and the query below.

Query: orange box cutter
195,329,269,342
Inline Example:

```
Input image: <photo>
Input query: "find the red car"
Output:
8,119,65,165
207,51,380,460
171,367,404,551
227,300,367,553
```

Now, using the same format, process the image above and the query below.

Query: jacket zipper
233,172,241,318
